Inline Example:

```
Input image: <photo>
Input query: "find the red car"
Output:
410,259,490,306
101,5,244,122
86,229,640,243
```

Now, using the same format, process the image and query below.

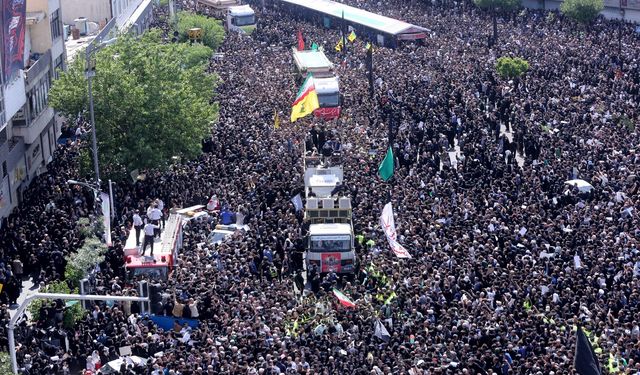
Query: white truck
196,0,256,34
303,154,356,274
292,48,341,120
227,5,256,34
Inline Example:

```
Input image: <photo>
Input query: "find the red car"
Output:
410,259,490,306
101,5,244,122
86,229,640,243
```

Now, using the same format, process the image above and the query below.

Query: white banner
379,202,411,258
291,194,303,212
100,192,112,247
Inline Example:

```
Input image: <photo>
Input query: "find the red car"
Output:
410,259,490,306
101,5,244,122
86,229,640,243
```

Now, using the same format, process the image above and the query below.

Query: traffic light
138,280,149,315
149,283,164,315
80,278,93,310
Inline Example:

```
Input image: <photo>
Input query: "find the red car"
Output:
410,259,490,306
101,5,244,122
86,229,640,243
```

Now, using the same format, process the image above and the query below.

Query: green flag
378,147,394,181
311,42,319,51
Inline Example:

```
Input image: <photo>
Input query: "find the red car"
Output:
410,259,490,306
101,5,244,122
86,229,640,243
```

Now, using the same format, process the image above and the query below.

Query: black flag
574,326,602,375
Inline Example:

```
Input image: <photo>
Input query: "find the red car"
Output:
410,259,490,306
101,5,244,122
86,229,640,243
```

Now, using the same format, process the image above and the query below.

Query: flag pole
366,44,374,99
341,10,346,56
387,111,394,202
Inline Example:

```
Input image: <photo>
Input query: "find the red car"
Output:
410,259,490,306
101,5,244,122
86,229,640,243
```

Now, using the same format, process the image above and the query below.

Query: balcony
0,137,26,172
12,107,53,145
25,50,51,87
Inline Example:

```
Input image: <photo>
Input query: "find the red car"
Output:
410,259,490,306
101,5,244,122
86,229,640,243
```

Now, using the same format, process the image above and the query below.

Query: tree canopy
496,56,529,79
49,30,218,178
560,0,604,24
176,11,226,50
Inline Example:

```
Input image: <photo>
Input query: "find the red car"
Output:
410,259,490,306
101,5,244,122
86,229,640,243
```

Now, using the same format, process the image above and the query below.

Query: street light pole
85,49,100,189
83,17,118,190
109,179,115,219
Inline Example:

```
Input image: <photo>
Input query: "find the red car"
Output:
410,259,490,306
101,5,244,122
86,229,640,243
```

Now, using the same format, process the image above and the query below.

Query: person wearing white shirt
142,220,160,256
149,205,163,238
132,209,143,246
156,198,165,229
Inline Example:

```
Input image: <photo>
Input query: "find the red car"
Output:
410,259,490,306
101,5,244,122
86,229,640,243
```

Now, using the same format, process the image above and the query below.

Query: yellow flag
291,75,320,122
274,110,281,129
365,42,371,51
335,37,343,52
290,90,319,122
347,30,356,43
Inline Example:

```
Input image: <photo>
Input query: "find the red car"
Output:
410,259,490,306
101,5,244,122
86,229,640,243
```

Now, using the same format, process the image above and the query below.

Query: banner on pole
100,192,112,247
379,202,411,258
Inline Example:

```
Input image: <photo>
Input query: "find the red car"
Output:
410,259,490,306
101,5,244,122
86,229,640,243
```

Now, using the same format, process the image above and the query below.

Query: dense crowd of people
1,0,640,373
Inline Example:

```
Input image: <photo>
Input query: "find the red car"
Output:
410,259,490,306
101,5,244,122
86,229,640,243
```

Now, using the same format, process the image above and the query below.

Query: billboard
1,0,26,82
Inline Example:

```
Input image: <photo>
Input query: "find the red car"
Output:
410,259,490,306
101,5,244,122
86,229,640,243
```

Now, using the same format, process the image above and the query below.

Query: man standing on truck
149,204,163,239
142,219,160,256
133,209,143,247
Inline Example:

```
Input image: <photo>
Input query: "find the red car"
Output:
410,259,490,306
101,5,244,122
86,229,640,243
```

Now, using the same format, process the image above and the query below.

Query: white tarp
379,202,412,258
99,356,147,374
564,179,594,193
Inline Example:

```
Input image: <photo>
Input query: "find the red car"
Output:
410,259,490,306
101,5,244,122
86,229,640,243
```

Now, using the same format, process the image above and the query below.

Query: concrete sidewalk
8,278,39,319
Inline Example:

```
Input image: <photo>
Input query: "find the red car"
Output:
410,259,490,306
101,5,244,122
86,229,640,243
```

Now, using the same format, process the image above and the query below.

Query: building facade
523,0,640,23
60,0,152,28
0,0,66,220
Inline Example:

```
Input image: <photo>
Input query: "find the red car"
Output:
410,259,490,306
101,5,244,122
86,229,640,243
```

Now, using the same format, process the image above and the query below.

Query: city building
0,0,154,223
0,0,66,219
64,0,154,61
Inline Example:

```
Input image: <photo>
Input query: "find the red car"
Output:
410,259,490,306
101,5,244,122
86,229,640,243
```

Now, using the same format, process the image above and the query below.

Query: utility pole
366,45,374,99
109,179,115,219
84,17,119,191
85,48,100,189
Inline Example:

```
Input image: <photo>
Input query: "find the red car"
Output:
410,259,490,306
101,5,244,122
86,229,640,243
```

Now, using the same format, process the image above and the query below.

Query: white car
208,224,249,245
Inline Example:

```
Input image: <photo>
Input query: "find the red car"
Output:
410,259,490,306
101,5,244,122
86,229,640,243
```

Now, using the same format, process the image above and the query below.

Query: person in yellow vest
608,351,627,373
384,291,397,305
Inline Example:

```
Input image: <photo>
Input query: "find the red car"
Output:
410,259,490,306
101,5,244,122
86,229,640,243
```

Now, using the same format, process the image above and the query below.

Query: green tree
474,0,521,41
560,0,603,25
0,352,11,374
65,237,107,288
496,56,529,79
176,11,225,50
49,30,218,179
27,281,87,329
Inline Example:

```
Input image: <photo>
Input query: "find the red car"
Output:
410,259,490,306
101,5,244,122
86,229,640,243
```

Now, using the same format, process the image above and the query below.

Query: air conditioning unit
321,198,333,209
307,198,318,209
338,197,351,209
74,17,88,35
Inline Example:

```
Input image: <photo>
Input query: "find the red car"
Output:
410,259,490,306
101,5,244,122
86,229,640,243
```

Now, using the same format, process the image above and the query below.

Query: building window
53,55,64,79
28,74,51,122
2,162,6,178
50,9,61,40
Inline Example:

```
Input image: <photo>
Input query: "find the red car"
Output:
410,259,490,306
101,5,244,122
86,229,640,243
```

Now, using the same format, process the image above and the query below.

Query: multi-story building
0,0,66,219
0,0,153,222
60,0,154,36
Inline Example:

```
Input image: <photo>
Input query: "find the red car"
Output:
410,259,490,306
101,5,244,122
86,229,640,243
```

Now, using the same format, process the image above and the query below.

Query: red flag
297,30,304,51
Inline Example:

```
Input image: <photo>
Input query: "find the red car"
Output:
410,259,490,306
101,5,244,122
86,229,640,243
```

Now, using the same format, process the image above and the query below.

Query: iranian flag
333,289,356,308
